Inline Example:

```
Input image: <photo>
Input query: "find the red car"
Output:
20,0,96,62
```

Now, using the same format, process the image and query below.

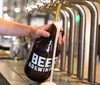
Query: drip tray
0,73,10,85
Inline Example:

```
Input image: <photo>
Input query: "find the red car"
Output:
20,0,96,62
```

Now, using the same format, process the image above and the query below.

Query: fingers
35,29,50,37
58,32,63,45
39,24,51,31
30,24,65,44
39,24,63,31
63,35,66,43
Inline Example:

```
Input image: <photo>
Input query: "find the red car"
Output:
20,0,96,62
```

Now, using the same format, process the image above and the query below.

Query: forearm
0,18,33,37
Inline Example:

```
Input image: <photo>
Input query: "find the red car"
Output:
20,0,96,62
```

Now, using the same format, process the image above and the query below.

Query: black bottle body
24,23,60,82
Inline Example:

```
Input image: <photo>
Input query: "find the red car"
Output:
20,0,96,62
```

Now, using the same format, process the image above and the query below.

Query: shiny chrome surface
84,1,98,84
64,7,75,76
73,4,86,80
60,10,68,71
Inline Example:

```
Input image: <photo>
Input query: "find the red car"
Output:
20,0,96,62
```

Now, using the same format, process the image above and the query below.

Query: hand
29,24,50,40
58,29,65,45
29,24,65,45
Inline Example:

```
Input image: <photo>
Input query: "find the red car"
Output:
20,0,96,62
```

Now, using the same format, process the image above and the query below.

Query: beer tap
39,1,69,72
65,7,75,76
73,4,86,80
61,4,76,76
24,0,100,84
60,10,68,71
84,1,98,84
68,0,98,84
63,3,86,79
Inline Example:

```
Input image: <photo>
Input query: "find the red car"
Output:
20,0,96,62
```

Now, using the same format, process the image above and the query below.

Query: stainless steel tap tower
25,0,100,84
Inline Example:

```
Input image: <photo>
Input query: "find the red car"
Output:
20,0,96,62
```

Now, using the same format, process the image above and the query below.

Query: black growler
24,22,61,82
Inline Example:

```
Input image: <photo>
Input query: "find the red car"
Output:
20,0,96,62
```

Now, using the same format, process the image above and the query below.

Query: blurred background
0,0,100,85
0,0,54,59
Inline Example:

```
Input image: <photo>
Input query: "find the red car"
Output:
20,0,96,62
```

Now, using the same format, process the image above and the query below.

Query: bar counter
0,50,100,85
0,59,96,85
